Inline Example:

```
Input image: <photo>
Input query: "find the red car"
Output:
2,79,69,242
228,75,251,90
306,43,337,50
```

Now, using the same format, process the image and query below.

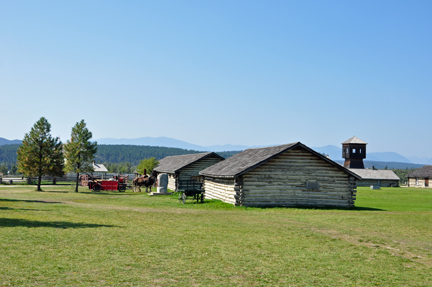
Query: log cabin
348,169,400,187
407,165,432,188
199,142,360,208
154,152,224,191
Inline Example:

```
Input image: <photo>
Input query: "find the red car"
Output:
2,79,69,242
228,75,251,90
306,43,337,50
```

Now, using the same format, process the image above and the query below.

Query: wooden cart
177,180,204,204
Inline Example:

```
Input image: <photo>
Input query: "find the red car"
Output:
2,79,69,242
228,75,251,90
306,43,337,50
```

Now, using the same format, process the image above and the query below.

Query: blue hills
0,137,22,146
96,137,428,165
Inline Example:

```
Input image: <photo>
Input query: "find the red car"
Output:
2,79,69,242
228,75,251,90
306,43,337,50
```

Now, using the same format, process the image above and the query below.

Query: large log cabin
200,142,360,208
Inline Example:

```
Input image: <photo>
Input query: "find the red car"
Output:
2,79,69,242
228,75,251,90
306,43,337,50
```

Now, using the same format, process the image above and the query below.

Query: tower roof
342,136,367,145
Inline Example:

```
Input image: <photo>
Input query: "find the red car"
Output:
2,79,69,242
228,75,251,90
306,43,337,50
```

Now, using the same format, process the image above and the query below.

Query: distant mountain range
96,137,265,153
2,136,431,165
96,137,431,165
310,145,432,164
0,137,22,146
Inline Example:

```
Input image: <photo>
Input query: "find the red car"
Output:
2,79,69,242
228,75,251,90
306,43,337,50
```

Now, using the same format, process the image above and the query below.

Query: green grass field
0,185,431,286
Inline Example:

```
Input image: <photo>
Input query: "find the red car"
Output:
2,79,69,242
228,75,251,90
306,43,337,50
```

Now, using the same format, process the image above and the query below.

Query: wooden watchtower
342,136,367,169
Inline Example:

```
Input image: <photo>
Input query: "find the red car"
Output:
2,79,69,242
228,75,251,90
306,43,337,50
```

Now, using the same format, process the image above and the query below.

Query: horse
132,170,157,193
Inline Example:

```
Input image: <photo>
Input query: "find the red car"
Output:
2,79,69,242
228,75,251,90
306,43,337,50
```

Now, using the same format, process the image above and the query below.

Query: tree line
95,145,239,165
1,142,240,175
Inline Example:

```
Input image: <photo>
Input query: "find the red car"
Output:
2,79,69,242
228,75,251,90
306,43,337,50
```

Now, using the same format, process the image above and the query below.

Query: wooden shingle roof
349,169,400,180
342,136,367,144
200,142,361,179
154,152,224,174
407,165,432,178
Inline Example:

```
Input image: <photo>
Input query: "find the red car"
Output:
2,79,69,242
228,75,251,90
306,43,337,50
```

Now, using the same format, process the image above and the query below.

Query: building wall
408,177,431,188
356,179,399,187
204,147,357,208
166,156,223,192
203,177,237,205
167,173,176,191
178,157,223,182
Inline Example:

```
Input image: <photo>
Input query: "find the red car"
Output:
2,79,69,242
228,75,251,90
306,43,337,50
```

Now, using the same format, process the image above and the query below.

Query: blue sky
1,0,431,158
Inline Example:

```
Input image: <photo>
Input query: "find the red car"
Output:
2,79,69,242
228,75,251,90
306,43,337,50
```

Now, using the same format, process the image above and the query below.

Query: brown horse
133,170,157,193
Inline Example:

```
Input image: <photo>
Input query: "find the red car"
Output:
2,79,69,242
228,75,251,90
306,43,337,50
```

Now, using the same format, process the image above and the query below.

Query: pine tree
64,120,97,192
17,117,64,191
136,157,159,175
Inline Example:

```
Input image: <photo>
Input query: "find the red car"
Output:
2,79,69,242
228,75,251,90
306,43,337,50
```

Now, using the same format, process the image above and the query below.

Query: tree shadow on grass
37,190,70,193
0,199,62,204
0,207,49,211
0,218,119,229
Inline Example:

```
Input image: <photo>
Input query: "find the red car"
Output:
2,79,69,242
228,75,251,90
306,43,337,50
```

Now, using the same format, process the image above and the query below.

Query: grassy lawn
0,185,431,286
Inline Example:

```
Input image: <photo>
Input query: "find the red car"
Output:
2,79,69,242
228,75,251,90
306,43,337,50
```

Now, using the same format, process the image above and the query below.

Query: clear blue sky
1,0,431,158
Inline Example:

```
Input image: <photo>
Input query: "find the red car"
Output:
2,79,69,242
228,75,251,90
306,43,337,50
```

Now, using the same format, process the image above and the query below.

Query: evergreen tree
0,163,8,175
136,157,159,175
10,164,18,175
17,117,64,191
64,120,97,192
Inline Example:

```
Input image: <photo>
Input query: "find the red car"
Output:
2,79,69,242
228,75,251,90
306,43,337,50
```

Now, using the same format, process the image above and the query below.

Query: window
416,177,419,185
353,149,356,153
306,180,320,191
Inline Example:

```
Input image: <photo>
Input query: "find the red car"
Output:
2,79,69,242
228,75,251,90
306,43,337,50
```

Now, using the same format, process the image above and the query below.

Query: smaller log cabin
154,152,224,191
407,165,432,188
348,169,400,187
200,142,360,208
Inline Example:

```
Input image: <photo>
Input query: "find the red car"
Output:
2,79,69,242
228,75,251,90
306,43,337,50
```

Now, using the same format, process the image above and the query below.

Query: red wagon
88,175,128,192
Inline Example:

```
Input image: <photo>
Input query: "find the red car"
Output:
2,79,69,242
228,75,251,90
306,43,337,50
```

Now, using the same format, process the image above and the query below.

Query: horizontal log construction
162,155,223,191
203,146,356,208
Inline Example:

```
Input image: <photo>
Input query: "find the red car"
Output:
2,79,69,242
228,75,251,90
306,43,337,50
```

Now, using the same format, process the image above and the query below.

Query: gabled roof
342,136,367,144
407,165,432,178
93,163,108,172
349,169,400,180
154,152,224,174
200,142,361,179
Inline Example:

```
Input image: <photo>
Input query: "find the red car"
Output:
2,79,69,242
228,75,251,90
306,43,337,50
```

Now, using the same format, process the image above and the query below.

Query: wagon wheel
118,184,126,192
182,193,186,204
93,184,101,192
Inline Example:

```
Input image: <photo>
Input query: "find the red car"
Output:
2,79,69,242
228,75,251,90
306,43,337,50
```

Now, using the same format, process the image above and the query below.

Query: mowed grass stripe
0,186,431,286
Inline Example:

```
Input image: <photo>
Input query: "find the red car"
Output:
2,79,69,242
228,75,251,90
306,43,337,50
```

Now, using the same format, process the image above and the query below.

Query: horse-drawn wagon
88,175,128,192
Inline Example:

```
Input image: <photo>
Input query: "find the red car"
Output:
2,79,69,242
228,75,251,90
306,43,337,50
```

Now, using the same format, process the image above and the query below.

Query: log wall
203,177,237,205
408,177,431,188
178,156,222,182
166,155,223,191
